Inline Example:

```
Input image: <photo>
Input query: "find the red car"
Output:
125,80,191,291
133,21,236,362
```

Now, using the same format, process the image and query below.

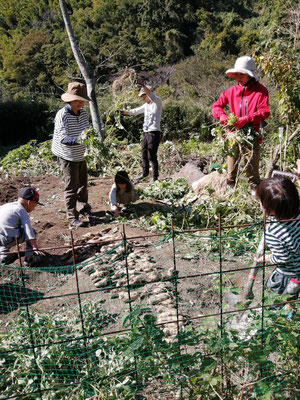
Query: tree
255,1,299,128
58,0,103,138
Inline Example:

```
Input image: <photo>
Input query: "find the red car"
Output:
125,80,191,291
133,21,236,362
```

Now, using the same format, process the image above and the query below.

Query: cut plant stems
211,113,260,158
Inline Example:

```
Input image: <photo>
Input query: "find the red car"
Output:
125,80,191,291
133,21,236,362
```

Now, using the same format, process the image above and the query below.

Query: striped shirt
51,105,89,162
266,208,300,274
128,92,162,132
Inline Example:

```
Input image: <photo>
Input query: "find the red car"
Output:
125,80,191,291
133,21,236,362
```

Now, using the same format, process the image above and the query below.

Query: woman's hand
219,114,228,125
234,116,249,129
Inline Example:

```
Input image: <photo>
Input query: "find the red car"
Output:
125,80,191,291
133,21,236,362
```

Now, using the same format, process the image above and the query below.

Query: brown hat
61,82,91,102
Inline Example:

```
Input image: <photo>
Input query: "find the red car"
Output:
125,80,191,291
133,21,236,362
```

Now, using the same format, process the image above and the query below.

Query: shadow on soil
0,283,44,314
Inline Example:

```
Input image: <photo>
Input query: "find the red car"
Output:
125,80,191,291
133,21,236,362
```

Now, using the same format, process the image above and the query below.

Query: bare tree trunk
58,0,104,140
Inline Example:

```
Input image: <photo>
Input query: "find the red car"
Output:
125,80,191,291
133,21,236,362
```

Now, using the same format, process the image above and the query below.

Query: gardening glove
234,116,249,129
219,114,228,125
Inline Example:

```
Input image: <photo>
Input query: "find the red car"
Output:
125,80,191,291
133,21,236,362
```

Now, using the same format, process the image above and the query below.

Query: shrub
161,99,211,141
0,100,54,146
0,140,58,176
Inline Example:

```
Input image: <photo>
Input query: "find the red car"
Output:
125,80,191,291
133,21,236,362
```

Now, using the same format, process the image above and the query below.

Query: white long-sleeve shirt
109,183,135,206
128,92,162,132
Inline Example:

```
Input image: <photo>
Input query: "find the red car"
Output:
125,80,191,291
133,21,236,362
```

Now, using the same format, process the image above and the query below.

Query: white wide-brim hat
226,56,258,81
61,82,91,102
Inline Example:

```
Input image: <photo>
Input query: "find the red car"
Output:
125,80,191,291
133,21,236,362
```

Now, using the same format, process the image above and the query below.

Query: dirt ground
0,174,262,337
0,174,154,255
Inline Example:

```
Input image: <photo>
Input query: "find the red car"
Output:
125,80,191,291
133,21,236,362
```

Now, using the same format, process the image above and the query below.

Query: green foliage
100,87,211,143
0,0,286,98
140,178,190,204
0,301,116,399
254,1,299,129
0,301,298,399
212,113,260,157
0,140,58,177
131,177,261,233
0,100,54,146
171,50,234,108
161,99,210,141
256,48,299,128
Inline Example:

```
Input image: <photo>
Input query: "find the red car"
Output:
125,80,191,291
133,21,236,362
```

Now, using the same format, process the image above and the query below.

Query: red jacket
212,80,270,132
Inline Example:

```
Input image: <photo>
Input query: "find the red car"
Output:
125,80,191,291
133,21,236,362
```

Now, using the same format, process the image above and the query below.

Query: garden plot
1,228,261,343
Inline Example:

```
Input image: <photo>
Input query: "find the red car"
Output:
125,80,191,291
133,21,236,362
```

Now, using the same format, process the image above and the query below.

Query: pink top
212,80,270,132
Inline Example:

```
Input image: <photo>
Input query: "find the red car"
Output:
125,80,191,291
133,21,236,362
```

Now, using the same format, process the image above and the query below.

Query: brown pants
227,137,260,185
58,158,91,222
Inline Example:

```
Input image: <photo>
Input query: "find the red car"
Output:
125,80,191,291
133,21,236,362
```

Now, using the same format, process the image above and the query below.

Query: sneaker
24,254,42,267
69,219,83,228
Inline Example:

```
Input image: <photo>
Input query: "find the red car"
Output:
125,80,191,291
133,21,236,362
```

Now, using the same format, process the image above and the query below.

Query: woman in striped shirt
52,82,92,227
255,176,300,299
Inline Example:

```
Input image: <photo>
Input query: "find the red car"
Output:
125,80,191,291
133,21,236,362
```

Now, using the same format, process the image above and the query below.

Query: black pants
142,131,161,180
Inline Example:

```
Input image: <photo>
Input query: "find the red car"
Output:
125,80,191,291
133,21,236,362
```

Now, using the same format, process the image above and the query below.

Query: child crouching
109,171,137,217
0,187,45,266
255,177,300,300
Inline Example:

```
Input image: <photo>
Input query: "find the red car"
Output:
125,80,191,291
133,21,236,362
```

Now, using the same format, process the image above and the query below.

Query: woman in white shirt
121,83,162,182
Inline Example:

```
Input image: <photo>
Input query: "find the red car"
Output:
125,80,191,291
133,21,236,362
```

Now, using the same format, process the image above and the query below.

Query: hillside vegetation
0,0,298,146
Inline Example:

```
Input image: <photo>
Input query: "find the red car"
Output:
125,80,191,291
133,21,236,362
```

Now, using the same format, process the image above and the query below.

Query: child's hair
115,170,132,192
256,176,299,220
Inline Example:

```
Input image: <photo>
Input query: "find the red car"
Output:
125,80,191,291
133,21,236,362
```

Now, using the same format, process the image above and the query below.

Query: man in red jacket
212,56,270,194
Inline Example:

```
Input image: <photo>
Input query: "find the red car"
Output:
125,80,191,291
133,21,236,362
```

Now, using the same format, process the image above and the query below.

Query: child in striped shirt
255,176,300,299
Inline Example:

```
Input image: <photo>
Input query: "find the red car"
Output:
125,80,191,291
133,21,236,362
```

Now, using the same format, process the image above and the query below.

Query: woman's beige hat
61,82,91,102
226,56,258,81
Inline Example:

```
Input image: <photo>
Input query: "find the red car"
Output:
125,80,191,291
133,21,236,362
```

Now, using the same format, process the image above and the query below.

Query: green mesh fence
0,219,299,399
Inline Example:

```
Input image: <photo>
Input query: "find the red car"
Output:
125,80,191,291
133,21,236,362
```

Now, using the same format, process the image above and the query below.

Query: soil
0,173,267,400
0,175,151,256
0,174,263,338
